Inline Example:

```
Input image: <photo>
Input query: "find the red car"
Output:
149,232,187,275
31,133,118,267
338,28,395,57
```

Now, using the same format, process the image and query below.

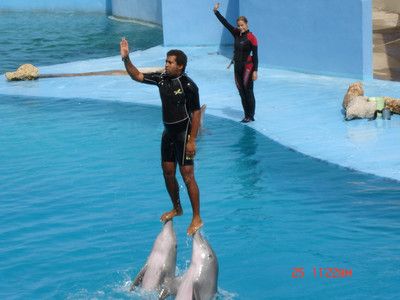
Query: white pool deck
1,45,400,181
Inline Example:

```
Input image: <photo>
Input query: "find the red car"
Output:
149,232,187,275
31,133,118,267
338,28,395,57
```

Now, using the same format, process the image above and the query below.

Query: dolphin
130,220,177,293
160,231,218,300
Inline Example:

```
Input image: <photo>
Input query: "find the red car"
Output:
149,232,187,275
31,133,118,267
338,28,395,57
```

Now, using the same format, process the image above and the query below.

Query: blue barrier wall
1,0,373,79
162,0,239,46
0,0,108,13
240,0,372,79
111,0,162,25
162,0,373,79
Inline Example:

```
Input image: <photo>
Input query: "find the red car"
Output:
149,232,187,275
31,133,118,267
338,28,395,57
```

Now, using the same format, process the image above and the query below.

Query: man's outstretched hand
120,37,130,59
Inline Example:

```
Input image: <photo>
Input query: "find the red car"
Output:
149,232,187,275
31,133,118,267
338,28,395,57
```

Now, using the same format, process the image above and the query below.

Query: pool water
1,10,400,300
1,96,400,299
0,11,163,74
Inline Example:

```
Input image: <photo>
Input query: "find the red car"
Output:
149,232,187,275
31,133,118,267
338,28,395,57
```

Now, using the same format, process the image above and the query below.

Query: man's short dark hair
167,49,187,72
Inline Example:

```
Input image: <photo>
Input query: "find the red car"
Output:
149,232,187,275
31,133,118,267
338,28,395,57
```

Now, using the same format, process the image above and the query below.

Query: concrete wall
385,0,400,13
0,0,109,13
111,0,162,25
374,0,400,13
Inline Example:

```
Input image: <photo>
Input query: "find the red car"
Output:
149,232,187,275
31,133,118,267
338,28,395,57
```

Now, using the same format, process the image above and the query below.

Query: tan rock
345,96,376,120
384,97,400,114
5,64,39,81
342,81,364,110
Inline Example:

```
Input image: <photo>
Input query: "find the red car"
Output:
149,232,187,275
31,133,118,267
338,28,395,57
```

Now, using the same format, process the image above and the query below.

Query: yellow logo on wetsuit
174,88,183,95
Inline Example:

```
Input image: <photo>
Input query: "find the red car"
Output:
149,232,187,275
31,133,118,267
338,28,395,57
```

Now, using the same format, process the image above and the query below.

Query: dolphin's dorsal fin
130,264,148,291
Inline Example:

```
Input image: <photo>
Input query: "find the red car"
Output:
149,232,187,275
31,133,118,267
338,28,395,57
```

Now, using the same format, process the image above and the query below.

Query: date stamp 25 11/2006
292,267,352,279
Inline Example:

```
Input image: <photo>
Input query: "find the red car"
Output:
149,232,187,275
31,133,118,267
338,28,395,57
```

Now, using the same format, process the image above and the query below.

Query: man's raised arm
120,38,144,82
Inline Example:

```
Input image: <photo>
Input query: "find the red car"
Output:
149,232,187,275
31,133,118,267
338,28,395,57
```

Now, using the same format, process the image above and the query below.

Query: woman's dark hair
237,16,248,24
167,49,187,72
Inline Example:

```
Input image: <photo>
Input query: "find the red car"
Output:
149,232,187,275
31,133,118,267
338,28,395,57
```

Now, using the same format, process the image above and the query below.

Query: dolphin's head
192,231,218,272
182,231,218,298
137,220,177,292
160,220,176,242
156,220,177,259
173,231,218,300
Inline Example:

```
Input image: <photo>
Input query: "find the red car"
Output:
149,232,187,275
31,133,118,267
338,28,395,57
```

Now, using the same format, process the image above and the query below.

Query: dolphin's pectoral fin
157,274,170,300
157,269,167,285
130,264,148,291
192,282,201,300
159,276,181,300
158,287,170,300
172,276,182,294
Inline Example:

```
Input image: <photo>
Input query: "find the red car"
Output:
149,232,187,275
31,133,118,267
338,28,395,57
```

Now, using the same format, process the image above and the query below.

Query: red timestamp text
292,267,352,279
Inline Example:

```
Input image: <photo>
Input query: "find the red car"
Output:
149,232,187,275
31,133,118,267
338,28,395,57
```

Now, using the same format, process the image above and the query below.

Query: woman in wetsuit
213,2,258,123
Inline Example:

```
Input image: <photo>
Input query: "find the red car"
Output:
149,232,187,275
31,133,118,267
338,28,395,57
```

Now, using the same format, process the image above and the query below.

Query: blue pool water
0,11,162,74
1,10,400,300
1,96,400,299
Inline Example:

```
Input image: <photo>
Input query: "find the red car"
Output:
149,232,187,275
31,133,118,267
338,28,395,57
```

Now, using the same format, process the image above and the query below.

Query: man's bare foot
187,216,203,236
160,208,183,222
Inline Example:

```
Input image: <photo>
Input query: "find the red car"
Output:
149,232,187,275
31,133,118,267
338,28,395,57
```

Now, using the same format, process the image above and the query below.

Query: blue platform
1,45,399,181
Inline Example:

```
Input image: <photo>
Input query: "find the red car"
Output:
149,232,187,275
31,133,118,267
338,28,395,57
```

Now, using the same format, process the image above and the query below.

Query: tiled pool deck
1,45,400,181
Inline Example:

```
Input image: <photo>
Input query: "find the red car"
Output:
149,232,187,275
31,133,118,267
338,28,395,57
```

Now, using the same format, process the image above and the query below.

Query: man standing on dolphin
120,38,203,235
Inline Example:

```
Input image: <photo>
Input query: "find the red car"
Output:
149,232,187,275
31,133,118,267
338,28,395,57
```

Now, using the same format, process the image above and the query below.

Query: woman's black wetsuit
142,72,200,166
214,10,258,120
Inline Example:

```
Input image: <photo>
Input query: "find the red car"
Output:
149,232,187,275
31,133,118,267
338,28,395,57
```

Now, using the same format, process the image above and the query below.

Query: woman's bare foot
160,208,183,222
187,216,203,236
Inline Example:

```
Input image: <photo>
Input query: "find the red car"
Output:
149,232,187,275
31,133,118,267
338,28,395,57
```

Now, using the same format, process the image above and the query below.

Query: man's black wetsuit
214,10,258,120
142,72,200,166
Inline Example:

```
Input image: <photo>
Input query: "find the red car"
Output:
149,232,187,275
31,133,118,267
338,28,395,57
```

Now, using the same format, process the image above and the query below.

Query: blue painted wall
0,0,373,79
162,0,239,46
240,0,372,79
0,0,107,13
162,0,372,79
111,0,162,25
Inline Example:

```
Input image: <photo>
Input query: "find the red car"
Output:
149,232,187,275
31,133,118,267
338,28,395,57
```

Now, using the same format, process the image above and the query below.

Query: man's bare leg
160,161,183,222
180,165,203,235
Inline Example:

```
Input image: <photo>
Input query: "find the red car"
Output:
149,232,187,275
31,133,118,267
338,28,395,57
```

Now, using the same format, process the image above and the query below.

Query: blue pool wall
162,0,239,47
160,0,373,80
0,0,373,79
239,0,373,80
